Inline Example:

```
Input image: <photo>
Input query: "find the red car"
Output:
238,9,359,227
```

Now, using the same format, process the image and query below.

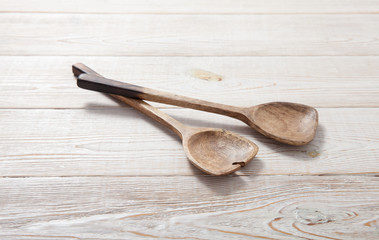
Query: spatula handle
74,63,245,121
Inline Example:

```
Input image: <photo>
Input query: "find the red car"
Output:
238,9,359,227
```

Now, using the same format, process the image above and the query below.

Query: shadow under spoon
74,63,318,146
73,64,259,176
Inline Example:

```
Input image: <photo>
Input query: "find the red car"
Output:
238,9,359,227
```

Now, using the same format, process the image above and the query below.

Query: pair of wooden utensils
73,63,318,175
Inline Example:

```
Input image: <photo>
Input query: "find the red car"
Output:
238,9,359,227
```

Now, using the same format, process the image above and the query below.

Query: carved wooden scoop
74,63,318,145
73,64,258,175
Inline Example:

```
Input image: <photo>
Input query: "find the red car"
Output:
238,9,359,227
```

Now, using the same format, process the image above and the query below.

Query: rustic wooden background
1,0,378,239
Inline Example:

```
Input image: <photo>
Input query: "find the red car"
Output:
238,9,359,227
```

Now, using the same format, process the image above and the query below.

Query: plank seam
0,106,378,110
0,173,378,178
1,11,379,15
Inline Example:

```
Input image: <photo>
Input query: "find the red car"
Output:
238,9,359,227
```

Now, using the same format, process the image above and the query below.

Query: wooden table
1,1,378,239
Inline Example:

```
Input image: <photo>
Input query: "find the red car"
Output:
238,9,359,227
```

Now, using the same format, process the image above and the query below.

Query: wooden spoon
73,63,318,146
73,64,258,176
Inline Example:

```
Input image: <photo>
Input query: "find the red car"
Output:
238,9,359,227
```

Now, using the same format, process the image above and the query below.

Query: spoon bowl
245,102,318,145
184,129,258,175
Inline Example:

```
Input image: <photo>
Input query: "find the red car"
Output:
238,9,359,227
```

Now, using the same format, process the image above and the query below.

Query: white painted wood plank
0,108,378,176
1,56,378,108
2,0,379,14
1,14,379,56
0,176,378,239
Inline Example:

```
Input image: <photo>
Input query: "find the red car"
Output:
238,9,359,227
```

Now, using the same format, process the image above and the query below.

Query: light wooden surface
1,108,378,176
1,56,379,108
0,0,378,239
1,176,378,239
2,0,379,14
2,14,379,56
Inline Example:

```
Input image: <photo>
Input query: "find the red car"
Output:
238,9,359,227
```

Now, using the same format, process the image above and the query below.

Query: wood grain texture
1,14,379,56
0,176,378,239
1,56,379,108
1,0,379,14
0,108,377,176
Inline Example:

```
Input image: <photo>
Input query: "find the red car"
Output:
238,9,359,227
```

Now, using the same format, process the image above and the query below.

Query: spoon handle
72,63,188,138
74,64,245,121
112,95,188,139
